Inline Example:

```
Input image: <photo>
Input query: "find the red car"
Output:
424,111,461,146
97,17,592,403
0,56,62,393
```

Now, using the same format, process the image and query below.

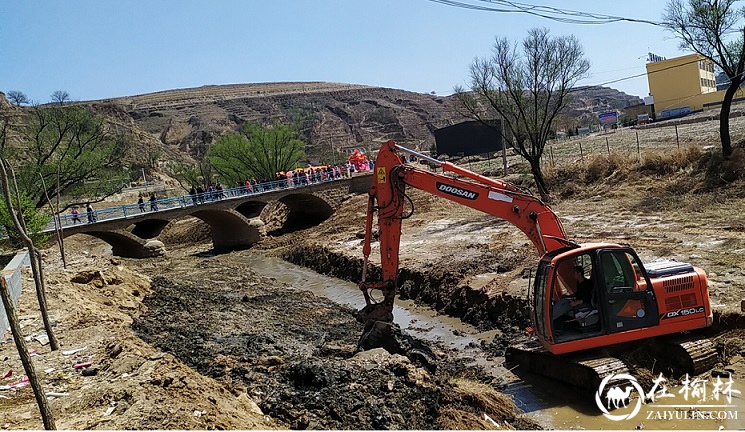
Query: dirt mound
0,256,273,429
158,217,211,246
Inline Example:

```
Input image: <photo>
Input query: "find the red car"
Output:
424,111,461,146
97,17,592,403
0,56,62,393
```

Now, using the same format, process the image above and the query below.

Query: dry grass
438,378,542,430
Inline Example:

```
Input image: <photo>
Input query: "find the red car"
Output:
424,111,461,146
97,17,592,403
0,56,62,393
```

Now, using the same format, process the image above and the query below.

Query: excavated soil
125,246,540,430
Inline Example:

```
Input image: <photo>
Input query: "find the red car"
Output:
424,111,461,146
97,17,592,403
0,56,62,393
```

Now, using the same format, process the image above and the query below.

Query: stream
245,251,742,430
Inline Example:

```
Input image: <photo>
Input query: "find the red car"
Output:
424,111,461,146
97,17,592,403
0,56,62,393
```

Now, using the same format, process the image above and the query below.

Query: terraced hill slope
2,82,643,166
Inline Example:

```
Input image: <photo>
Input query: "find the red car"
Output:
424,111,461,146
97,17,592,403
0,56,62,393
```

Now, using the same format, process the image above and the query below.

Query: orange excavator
359,140,717,387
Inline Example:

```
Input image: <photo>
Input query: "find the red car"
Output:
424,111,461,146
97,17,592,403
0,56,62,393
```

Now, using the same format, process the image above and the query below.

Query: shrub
0,194,50,249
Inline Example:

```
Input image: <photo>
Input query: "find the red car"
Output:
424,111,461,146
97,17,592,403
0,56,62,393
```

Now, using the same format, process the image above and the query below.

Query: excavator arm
359,140,574,322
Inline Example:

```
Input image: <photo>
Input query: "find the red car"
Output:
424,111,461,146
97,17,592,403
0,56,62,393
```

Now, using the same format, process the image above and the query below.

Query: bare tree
7,90,30,106
50,90,70,105
455,27,590,201
0,277,56,429
0,119,59,351
663,0,745,157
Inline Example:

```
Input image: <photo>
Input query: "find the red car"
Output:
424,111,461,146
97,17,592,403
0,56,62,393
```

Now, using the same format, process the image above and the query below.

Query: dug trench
281,244,745,394
282,244,534,355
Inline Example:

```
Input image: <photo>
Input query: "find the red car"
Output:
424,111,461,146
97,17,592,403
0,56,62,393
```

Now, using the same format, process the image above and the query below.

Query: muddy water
248,252,743,430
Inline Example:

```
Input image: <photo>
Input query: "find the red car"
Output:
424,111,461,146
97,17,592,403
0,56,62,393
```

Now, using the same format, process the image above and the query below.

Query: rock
144,240,166,257
70,270,101,284
237,393,264,415
259,356,284,367
82,367,99,376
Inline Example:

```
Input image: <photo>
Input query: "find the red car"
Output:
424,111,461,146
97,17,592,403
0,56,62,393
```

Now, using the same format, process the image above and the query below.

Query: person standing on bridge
71,207,81,224
137,194,145,213
149,192,158,211
189,186,198,205
86,203,95,223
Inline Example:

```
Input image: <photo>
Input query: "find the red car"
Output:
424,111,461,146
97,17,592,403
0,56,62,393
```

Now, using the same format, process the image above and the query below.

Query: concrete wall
0,251,30,340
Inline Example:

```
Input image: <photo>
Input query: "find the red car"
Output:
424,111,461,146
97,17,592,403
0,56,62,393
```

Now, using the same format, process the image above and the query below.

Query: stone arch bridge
52,175,372,258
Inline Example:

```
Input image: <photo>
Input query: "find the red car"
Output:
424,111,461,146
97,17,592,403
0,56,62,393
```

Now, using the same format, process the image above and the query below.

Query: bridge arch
261,193,334,234
190,208,264,252
67,230,165,258
131,219,170,239
235,200,268,219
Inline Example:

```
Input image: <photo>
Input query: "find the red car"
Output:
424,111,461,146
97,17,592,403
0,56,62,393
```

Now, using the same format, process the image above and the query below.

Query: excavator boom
358,140,714,385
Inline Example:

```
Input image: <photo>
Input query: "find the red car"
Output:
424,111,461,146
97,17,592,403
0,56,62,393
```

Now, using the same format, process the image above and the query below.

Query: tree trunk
0,277,56,429
29,248,59,351
530,159,551,202
0,160,59,351
719,79,741,157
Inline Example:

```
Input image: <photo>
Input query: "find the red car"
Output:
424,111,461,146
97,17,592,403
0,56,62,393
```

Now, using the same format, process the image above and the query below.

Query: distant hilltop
3,82,643,169
95,82,376,110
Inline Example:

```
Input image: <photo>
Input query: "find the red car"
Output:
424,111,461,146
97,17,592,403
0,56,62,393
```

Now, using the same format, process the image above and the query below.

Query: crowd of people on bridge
68,149,376,224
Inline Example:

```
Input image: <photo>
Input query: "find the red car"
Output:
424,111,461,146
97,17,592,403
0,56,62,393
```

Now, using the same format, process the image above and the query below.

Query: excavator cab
533,245,661,354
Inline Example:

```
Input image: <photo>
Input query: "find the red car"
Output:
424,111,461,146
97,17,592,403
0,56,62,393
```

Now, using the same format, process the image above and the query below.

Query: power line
425,0,661,26
571,57,705,93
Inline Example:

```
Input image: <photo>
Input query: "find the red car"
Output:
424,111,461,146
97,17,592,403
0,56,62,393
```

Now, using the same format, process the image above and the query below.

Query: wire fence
546,117,745,165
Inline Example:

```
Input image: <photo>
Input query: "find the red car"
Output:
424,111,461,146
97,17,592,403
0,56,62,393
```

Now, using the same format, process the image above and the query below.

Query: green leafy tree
455,28,590,201
2,105,128,209
663,0,745,157
0,193,49,248
208,122,306,184
165,158,214,191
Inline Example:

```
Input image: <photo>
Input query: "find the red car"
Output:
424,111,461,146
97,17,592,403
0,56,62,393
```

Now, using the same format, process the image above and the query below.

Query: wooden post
636,131,641,160
675,125,680,149
579,142,584,162
502,138,508,176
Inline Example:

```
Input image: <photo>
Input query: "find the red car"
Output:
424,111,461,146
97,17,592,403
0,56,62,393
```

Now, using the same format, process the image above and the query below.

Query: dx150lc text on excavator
359,140,717,389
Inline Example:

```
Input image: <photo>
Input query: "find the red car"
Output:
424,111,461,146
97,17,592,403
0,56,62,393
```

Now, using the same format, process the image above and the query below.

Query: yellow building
645,53,745,119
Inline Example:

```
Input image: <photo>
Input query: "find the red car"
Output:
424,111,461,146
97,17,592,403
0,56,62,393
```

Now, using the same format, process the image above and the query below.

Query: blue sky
1,1,689,104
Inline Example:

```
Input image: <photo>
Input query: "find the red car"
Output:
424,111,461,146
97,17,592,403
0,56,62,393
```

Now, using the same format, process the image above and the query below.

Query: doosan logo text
436,182,478,200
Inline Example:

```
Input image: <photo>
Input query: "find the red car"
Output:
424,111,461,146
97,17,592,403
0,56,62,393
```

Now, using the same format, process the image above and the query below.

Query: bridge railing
47,172,354,231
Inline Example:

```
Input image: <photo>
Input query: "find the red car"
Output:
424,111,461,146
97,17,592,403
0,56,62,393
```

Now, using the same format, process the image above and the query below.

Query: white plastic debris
484,413,500,427
62,346,87,356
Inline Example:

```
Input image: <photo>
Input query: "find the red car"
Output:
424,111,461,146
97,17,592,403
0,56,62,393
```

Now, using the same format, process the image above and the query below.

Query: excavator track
651,336,719,376
506,336,718,391
506,340,629,391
